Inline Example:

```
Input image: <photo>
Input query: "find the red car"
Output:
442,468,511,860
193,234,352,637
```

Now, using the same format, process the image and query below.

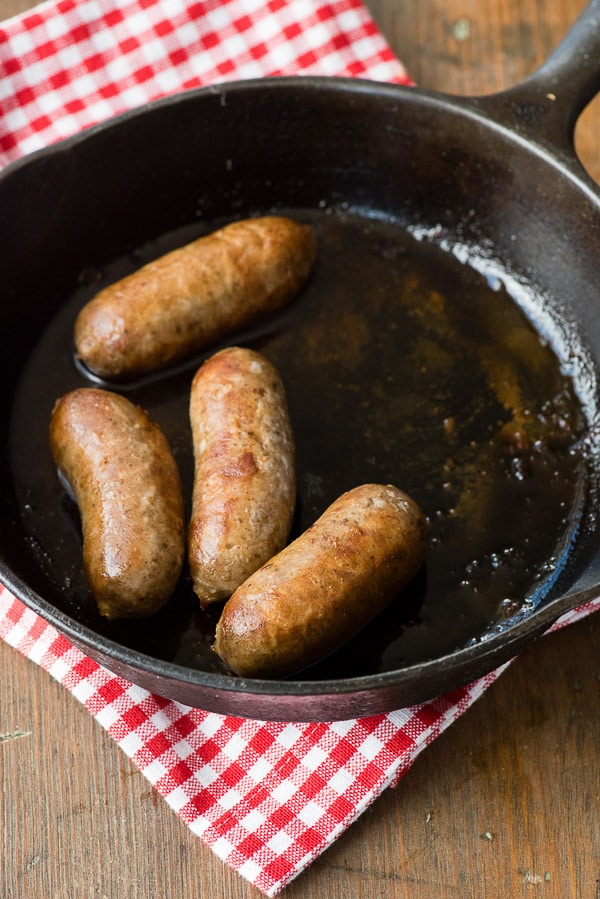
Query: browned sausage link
188,346,296,607
74,216,317,380
49,388,185,619
213,483,429,678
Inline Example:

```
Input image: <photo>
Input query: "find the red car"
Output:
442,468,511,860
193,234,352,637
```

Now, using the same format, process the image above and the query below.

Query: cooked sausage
74,216,316,380
49,388,185,619
213,483,428,678
188,346,296,607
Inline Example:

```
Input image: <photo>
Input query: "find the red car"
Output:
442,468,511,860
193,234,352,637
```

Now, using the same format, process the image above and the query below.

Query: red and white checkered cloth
1,1,599,895
0,0,409,163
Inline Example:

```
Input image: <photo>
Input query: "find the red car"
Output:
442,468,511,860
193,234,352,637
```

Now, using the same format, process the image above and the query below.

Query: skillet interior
2,78,600,720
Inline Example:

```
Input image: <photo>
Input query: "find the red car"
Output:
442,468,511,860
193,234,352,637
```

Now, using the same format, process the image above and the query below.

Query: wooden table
3,1,600,896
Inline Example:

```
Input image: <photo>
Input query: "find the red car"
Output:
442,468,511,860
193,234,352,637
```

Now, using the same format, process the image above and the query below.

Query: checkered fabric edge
0,0,411,166
3,586,599,894
0,585,512,895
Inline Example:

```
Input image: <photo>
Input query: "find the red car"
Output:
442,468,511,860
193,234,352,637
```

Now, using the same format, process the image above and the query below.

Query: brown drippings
8,209,593,678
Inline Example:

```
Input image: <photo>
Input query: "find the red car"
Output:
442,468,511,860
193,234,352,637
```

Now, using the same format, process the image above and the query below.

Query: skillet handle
472,0,600,170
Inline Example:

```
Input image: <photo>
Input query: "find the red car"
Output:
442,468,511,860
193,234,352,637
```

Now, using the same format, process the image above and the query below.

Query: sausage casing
74,216,316,380
188,346,296,607
49,388,185,619
213,483,428,678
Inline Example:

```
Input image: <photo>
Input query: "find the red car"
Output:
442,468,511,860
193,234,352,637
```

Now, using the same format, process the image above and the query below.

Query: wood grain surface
2,1,600,897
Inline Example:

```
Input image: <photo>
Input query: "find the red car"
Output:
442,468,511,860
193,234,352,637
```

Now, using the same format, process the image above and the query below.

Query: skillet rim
0,557,593,703
3,72,600,197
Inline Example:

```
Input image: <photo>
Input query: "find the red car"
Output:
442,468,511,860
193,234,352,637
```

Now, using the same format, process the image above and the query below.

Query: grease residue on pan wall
7,208,598,679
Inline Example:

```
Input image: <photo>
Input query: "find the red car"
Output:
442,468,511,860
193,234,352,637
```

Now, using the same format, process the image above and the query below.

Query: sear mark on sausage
49,388,185,620
74,216,317,380
188,346,296,608
213,483,428,678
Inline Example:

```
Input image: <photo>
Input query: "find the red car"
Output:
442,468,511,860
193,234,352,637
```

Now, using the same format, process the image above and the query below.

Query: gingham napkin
0,0,409,162
1,1,599,895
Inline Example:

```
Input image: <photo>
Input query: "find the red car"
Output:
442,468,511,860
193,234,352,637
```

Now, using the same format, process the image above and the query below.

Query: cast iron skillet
3,3,600,722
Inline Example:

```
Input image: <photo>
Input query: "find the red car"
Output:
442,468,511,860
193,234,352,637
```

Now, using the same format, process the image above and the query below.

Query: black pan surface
3,2,600,720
